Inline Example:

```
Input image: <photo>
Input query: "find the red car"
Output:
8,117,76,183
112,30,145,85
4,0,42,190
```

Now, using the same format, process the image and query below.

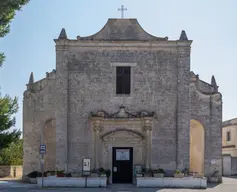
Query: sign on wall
116,149,130,160
82,158,91,172
134,164,143,174
39,144,46,155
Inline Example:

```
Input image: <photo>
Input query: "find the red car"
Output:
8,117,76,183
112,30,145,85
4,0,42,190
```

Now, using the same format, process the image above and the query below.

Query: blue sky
0,0,236,131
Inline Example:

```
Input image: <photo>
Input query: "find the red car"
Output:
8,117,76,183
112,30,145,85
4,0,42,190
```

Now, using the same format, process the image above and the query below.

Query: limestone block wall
54,43,69,171
65,43,187,172
222,123,237,157
222,125,237,146
43,119,56,171
176,46,191,171
190,79,222,180
0,166,22,178
23,71,56,175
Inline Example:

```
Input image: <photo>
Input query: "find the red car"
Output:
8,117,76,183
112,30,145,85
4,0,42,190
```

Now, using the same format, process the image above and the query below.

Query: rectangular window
227,131,231,141
116,66,131,95
116,149,130,161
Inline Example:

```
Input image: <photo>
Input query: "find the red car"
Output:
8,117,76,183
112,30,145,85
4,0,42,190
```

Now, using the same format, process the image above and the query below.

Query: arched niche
101,128,145,141
100,129,145,170
189,119,205,174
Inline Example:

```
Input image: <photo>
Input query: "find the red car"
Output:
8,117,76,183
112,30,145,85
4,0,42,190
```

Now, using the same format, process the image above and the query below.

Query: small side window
227,131,231,141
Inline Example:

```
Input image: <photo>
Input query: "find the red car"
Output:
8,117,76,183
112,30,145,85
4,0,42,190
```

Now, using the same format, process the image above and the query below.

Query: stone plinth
137,177,207,189
0,166,22,178
37,177,107,188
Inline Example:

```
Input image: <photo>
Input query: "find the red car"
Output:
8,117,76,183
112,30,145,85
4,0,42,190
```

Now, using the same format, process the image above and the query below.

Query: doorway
112,147,133,183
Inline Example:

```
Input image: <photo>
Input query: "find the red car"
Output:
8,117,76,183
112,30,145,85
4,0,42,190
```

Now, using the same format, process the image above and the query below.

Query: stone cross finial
118,5,127,19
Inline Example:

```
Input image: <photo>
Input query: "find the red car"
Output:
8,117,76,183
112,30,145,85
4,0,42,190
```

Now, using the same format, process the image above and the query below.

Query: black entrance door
112,147,133,183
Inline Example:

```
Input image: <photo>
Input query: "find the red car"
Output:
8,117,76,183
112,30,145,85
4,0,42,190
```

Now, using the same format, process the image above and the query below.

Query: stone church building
23,18,222,182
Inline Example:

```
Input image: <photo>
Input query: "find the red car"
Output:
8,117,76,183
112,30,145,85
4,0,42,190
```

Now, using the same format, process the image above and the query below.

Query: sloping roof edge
78,18,168,41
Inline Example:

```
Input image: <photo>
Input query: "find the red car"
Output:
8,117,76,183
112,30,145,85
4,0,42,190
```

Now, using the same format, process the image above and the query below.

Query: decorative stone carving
103,142,109,153
212,93,222,103
90,106,155,119
142,117,153,132
93,119,103,133
144,126,152,132
93,125,101,132
97,111,105,117
93,124,101,133
23,90,37,100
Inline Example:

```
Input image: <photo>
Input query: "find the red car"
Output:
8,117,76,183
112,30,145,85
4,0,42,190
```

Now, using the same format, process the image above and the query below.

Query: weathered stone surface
222,118,237,159
190,74,222,181
0,166,22,178
78,19,167,41
22,18,222,182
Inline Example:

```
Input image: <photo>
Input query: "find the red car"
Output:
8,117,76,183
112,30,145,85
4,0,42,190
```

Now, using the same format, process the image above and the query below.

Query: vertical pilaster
176,41,192,170
144,118,152,169
55,39,69,171
93,119,102,169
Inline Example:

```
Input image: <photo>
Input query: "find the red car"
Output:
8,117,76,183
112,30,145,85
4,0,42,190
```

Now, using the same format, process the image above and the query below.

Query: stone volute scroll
90,106,155,119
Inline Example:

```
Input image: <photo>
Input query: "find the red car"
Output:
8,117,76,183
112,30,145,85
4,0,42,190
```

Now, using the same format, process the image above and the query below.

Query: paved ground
0,177,237,192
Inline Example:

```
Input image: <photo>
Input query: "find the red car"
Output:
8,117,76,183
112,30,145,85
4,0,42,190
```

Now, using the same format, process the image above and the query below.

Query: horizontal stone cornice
60,40,192,50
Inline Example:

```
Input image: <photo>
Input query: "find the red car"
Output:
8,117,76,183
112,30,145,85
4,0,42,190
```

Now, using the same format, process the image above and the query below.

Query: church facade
23,18,222,182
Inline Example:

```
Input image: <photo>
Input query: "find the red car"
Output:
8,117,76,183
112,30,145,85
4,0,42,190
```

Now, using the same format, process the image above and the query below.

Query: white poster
82,158,91,171
116,149,130,160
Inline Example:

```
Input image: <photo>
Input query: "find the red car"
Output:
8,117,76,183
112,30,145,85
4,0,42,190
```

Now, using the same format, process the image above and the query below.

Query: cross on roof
118,5,127,19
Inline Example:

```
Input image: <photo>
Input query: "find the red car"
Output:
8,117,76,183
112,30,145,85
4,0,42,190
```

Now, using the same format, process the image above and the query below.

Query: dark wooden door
112,147,133,183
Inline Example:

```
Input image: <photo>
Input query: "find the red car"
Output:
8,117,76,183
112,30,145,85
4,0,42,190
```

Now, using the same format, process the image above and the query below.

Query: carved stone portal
90,106,155,169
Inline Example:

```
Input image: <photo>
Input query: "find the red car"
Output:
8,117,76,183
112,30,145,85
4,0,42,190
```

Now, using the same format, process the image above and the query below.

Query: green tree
0,0,29,66
0,139,23,165
0,94,21,150
0,0,29,148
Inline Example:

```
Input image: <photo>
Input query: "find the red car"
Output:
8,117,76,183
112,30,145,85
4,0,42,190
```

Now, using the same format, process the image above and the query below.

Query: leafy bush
105,169,111,178
153,168,165,174
98,167,111,177
158,168,164,174
56,170,64,174
0,140,23,165
98,167,106,175
183,168,189,175
175,170,181,174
